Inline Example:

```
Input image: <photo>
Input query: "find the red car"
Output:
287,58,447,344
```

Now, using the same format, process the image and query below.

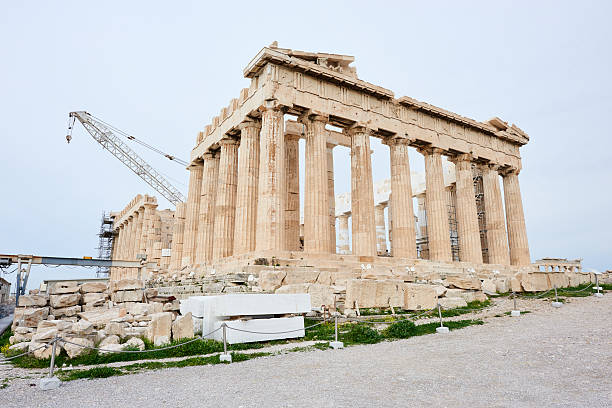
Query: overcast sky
1,1,610,291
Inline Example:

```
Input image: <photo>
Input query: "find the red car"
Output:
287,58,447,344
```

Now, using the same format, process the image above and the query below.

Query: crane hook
66,134,72,144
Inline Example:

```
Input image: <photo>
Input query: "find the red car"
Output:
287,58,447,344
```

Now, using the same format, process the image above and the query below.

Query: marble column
502,168,531,265
337,214,350,254
151,214,162,265
139,205,151,257
416,193,428,259
144,202,159,260
388,138,417,258
213,139,239,260
285,133,301,251
169,202,186,270
453,155,483,263
133,210,143,259
481,164,510,265
375,204,387,254
302,114,330,253
182,163,204,265
196,151,220,263
420,147,452,262
234,119,261,255
327,143,336,254
349,126,377,257
255,102,286,252
126,217,135,259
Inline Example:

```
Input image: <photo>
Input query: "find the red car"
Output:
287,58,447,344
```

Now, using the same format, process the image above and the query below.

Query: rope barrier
0,343,49,362
57,326,223,354
224,320,326,335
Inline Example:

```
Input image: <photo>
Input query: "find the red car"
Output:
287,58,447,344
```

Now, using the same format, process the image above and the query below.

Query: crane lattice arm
68,111,186,206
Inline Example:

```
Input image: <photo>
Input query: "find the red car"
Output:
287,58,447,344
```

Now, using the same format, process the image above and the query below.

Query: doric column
196,151,220,263
387,138,417,258
169,202,186,270
126,217,135,259
301,113,330,253
138,205,150,257
419,147,452,262
285,132,301,251
327,143,336,253
481,164,510,265
151,214,162,265
375,204,387,254
182,163,204,265
482,164,510,265
416,193,428,258
502,168,531,265
388,194,393,256
213,139,239,260
144,202,158,259
452,154,483,263
116,224,124,259
255,102,286,252
133,210,143,259
337,214,350,254
234,119,261,255
349,125,377,257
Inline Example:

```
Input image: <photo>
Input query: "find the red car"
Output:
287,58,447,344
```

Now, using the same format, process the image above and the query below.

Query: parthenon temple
109,44,551,299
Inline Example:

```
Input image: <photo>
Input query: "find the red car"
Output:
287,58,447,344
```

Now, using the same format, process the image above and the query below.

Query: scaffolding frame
472,164,489,263
96,212,115,277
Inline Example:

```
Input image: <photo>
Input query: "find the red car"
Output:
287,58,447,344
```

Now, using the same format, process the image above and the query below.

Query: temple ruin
107,44,599,307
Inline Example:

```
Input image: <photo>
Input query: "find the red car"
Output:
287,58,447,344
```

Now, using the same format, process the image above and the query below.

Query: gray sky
1,1,611,290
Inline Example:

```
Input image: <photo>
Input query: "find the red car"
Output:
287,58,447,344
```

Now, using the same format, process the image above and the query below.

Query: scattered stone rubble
9,279,193,359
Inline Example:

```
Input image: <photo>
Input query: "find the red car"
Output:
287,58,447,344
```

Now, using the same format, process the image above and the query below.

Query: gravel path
2,295,611,407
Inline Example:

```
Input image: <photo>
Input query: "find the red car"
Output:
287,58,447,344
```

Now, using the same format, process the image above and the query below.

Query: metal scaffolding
472,165,489,263
96,212,115,277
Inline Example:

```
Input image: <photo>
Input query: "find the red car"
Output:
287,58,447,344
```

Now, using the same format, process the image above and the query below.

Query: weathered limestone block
445,289,484,303
493,277,509,293
9,342,30,352
307,284,335,308
438,297,468,309
172,312,194,340
99,335,120,348
444,276,481,290
82,292,108,304
144,288,159,298
163,300,180,312
520,273,550,292
32,328,58,343
14,307,49,328
284,270,320,285
105,321,126,338
112,290,144,303
275,283,311,295
49,281,79,294
258,270,287,292
125,302,160,316
124,337,145,351
78,308,122,327
99,343,124,355
315,270,333,286
110,279,144,292
70,320,94,336
432,285,447,297
345,279,404,309
10,331,34,344
547,273,569,289
80,282,108,293
147,312,172,343
510,275,522,292
403,284,437,311
331,270,361,286
360,268,394,280
49,293,80,308
37,320,71,332
51,305,82,318
17,295,48,307
30,341,62,359
481,279,497,295
567,272,590,287
63,337,94,359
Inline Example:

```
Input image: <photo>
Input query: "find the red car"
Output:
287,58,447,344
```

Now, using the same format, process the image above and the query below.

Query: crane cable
68,113,189,167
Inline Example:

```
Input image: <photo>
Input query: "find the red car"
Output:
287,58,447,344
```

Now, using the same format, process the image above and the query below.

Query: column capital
297,110,328,125
345,123,374,137
449,153,474,164
203,150,217,160
259,99,287,113
500,166,520,177
383,136,412,147
417,146,445,156
286,133,301,141
218,137,239,147
238,118,261,131
326,142,336,150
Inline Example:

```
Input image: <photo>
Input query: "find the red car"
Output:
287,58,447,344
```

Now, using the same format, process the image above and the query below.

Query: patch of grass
383,320,417,339
421,300,492,318
0,329,12,353
341,324,383,345
412,319,484,336
58,366,123,381
303,320,335,342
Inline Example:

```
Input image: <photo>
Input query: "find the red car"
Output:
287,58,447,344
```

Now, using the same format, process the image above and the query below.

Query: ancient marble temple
112,43,532,278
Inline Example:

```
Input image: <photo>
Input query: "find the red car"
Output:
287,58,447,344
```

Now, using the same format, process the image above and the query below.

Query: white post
436,304,449,333
330,313,344,349
220,323,232,363
552,285,563,308
511,291,520,317
39,336,61,390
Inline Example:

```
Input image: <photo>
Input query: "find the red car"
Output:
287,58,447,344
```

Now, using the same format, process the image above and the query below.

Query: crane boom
68,111,186,206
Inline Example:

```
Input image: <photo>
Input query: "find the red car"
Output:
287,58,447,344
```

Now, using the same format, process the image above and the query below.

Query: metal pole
48,337,58,377
438,303,443,327
596,275,600,294
513,291,517,310
554,285,559,303
222,324,227,355
334,314,339,343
